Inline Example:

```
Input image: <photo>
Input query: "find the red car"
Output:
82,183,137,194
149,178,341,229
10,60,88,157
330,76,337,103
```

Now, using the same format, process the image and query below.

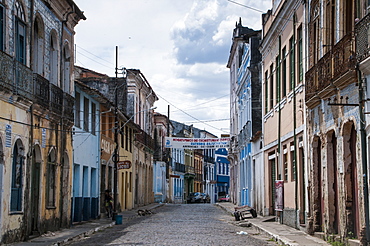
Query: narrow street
67,204,276,246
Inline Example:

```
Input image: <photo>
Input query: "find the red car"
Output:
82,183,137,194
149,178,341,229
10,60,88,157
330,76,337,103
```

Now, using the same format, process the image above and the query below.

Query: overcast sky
74,0,271,137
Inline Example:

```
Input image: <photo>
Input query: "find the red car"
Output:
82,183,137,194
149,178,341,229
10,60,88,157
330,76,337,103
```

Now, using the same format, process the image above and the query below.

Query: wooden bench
234,205,257,221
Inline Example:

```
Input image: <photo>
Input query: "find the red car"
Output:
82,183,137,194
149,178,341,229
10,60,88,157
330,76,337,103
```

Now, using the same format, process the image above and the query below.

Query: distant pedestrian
104,189,113,218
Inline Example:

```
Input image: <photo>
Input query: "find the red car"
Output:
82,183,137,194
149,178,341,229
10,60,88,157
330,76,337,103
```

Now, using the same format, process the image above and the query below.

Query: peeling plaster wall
307,84,366,240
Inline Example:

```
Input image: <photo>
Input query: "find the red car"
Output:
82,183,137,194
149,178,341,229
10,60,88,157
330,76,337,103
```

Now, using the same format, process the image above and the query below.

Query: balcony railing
204,155,215,164
174,162,185,173
34,73,50,108
305,33,356,101
50,83,63,115
0,50,74,123
135,128,155,151
64,92,75,123
0,50,33,101
185,165,195,175
356,12,370,63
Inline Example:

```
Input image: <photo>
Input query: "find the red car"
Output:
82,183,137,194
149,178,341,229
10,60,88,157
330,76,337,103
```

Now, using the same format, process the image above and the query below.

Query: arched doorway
342,122,359,238
30,145,42,234
312,136,323,232
326,131,339,234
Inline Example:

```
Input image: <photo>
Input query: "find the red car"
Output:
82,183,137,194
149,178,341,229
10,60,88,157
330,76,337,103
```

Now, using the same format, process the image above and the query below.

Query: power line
76,45,114,66
184,118,230,124
156,93,229,134
76,51,113,70
227,0,265,13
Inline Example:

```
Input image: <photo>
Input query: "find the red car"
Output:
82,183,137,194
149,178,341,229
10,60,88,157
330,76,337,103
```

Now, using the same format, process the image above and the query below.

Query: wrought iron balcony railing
0,50,74,123
34,73,50,108
356,12,370,63
135,128,155,151
64,92,75,123
305,33,356,101
185,165,195,175
0,50,33,101
174,162,185,173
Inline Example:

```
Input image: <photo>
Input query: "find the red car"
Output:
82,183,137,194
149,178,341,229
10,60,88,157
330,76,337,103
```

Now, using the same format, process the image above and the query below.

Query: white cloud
74,0,271,136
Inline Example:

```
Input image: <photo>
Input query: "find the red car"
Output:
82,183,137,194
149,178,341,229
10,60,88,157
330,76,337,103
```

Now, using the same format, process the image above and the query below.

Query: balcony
34,74,74,123
305,33,356,104
135,128,155,151
174,162,185,173
185,165,195,175
204,156,215,164
0,50,74,123
0,50,33,101
356,12,370,71
34,73,50,108
64,92,75,123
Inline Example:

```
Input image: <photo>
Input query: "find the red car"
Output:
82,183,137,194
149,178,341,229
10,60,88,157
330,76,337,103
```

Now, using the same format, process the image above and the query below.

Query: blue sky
74,0,271,137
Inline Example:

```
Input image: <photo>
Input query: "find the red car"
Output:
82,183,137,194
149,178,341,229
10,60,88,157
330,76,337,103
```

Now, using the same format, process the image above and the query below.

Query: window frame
298,25,303,82
265,70,269,114
10,142,24,212
289,37,295,91
75,91,81,128
15,1,26,64
269,64,274,109
46,150,56,208
91,102,96,135
282,46,287,97
83,97,89,132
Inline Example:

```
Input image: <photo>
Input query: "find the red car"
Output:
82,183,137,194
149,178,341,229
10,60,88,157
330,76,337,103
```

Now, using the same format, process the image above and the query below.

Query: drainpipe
356,66,370,243
293,14,298,229
277,35,282,222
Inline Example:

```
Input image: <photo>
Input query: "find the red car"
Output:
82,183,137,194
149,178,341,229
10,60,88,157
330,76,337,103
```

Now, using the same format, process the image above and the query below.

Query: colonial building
153,112,172,203
215,148,230,201
201,131,217,203
0,0,84,243
126,69,157,207
305,0,369,242
227,19,263,208
169,147,185,204
260,0,307,229
169,121,186,203
173,123,195,198
74,66,135,213
72,80,102,222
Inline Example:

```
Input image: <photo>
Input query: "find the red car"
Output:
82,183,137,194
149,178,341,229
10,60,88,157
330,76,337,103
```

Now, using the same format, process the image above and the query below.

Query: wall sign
117,160,131,170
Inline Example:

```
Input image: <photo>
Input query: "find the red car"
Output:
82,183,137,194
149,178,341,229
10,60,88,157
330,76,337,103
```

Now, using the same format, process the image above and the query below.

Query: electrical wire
156,93,229,134
76,45,114,66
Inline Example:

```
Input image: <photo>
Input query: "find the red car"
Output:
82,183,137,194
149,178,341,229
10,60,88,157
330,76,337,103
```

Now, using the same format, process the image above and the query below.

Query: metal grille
356,13,370,62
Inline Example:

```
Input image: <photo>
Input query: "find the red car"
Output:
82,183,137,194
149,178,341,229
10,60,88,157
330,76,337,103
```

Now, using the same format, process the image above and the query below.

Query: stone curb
214,203,294,246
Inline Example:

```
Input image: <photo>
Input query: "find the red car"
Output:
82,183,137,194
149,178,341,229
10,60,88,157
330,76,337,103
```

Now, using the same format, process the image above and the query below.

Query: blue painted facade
153,161,166,203
171,148,185,203
215,148,229,200
72,82,101,222
228,21,261,207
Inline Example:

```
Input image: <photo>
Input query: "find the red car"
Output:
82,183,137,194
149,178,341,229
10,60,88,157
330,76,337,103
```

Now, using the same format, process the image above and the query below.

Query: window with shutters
11,140,24,212
15,1,26,64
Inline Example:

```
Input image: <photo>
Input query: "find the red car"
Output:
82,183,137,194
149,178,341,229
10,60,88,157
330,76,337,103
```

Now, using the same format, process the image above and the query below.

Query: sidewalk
8,203,164,246
216,202,331,246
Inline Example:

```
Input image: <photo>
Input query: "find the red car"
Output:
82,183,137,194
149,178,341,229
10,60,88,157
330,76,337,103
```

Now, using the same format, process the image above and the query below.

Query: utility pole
113,46,119,220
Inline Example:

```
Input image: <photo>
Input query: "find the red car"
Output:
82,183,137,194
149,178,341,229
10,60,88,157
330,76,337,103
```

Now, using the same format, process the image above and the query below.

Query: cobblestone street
67,204,275,246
